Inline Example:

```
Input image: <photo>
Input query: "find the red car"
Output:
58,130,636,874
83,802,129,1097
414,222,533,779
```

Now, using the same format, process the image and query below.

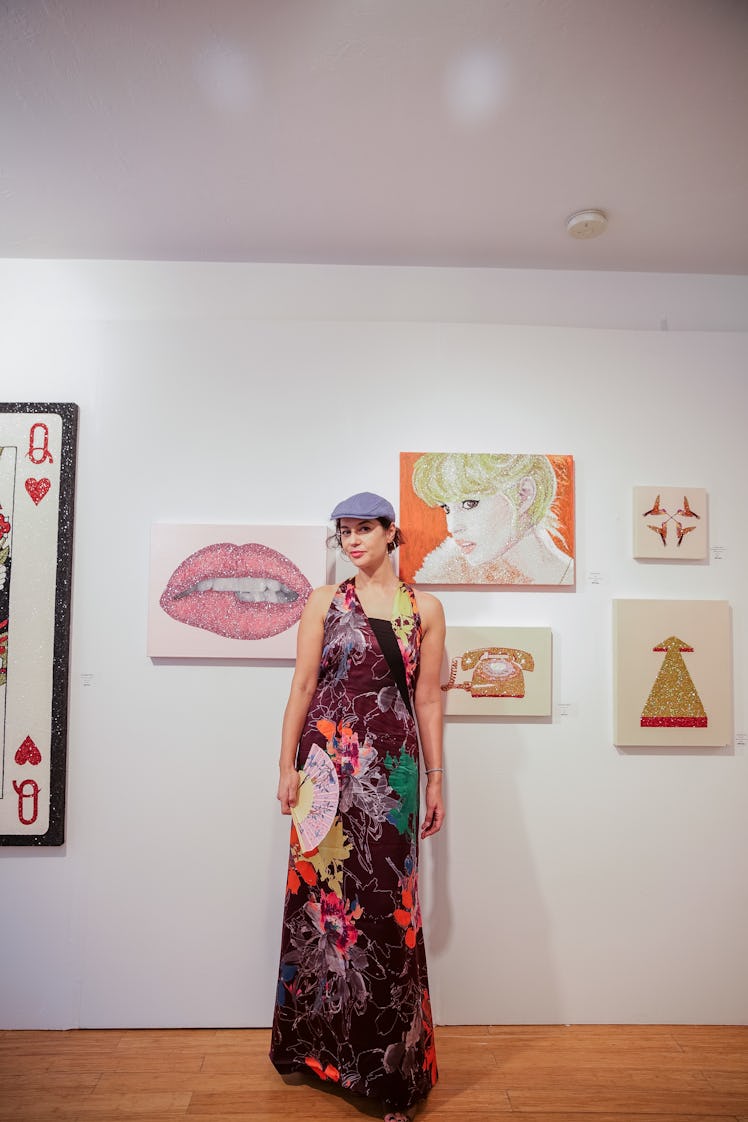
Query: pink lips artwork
160,542,312,641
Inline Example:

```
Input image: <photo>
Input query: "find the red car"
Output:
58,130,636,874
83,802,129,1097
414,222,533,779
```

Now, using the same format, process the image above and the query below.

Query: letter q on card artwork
1,403,78,847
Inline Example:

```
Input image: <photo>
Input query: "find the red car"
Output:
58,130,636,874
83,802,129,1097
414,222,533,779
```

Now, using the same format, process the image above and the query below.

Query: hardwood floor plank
703,1070,748,1093
490,1065,711,1091
114,1030,223,1051
507,1086,748,1112
491,1049,702,1075
492,1038,687,1056
187,1089,353,1116
200,1053,282,1075
678,1052,748,1071
46,1051,205,1073
504,1116,739,1122
0,1113,82,1122
672,1027,748,1042
0,1053,52,1074
70,1115,191,1122
0,1073,100,1094
0,1030,122,1056
489,1046,703,1067
94,1072,291,1094
78,1090,193,1113
0,1095,89,1121
420,1083,513,1112
183,1117,368,1122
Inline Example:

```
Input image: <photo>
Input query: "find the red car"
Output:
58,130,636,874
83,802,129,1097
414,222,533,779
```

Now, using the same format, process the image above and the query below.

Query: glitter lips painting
161,542,311,640
148,525,327,659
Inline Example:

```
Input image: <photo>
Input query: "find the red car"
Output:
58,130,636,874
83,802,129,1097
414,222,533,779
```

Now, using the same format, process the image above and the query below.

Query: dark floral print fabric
270,579,438,1111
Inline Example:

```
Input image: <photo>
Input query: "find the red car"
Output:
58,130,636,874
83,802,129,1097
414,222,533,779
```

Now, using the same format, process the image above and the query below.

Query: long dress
270,578,438,1112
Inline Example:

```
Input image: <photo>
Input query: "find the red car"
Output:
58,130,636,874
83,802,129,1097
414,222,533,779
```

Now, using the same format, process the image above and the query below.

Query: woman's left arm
414,593,446,839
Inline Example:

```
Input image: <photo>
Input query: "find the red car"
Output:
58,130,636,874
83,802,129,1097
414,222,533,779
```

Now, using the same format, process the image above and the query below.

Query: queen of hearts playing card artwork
0,404,78,845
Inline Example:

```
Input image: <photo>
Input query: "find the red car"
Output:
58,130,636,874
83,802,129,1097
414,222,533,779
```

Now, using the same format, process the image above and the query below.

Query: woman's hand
277,767,300,815
421,777,445,839
414,590,446,841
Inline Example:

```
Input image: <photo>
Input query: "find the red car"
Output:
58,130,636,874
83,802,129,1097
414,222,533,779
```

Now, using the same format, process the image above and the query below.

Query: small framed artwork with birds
632,487,708,560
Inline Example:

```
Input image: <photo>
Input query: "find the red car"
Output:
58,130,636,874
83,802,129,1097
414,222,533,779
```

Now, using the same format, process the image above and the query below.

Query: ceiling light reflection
194,40,258,112
444,47,509,126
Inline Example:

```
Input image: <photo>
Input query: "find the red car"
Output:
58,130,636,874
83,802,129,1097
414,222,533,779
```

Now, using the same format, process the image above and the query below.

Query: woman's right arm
276,586,333,814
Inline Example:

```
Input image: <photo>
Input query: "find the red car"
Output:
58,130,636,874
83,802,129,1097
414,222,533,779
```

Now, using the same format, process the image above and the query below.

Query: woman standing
270,492,445,1122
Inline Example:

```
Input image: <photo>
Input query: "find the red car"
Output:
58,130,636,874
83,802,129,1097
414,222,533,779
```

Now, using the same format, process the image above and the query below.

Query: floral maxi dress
270,579,438,1112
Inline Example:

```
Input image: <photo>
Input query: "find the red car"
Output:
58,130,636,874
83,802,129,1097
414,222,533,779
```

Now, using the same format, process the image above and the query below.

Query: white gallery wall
1,260,747,1029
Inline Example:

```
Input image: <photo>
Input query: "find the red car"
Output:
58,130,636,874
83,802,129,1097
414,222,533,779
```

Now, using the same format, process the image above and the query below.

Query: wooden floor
1,1025,748,1121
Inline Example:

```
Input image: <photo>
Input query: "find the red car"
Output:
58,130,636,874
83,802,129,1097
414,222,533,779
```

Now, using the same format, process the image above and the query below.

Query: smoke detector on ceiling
566,209,608,239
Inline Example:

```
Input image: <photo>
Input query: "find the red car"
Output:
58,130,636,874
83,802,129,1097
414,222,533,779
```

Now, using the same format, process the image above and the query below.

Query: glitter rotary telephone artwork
442,646,534,699
441,627,552,717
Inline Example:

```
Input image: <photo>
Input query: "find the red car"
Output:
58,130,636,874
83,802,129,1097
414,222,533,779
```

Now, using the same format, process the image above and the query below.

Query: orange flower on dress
286,822,318,895
316,718,337,741
316,717,364,776
393,876,421,949
305,1056,340,1082
421,989,438,1085
287,859,316,895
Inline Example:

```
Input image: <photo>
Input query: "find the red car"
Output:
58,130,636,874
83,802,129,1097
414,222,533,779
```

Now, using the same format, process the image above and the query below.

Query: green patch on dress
384,749,418,836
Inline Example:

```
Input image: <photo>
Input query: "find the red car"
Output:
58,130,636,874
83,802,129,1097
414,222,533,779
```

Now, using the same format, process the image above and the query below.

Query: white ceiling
2,0,747,274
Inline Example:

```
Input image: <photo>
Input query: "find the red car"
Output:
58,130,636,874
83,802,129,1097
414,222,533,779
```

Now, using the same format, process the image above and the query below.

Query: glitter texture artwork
160,541,312,640
640,636,707,727
399,452,575,587
440,626,552,717
613,600,731,748
632,487,708,560
0,403,78,846
148,524,327,659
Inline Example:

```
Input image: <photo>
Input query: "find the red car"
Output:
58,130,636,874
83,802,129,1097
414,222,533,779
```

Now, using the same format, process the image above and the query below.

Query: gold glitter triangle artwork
640,635,707,728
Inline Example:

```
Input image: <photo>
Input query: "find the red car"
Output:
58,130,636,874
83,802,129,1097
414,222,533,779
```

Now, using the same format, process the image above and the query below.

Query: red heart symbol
25,478,51,505
15,736,42,766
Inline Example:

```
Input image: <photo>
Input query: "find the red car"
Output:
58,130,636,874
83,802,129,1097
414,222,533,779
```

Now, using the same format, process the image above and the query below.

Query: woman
270,491,445,1122
409,452,574,585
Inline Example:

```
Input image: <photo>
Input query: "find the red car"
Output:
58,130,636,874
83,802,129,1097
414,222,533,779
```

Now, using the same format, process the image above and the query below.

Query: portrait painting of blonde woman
399,453,575,586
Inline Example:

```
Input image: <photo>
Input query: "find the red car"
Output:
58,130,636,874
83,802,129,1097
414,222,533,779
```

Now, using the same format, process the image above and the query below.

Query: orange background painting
398,452,575,583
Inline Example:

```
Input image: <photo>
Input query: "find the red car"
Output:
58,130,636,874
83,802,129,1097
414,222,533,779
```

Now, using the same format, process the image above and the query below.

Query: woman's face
338,518,393,567
439,491,518,565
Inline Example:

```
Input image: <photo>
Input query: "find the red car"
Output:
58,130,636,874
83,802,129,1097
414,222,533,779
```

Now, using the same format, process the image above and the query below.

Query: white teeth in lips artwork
177,576,299,604
160,541,312,640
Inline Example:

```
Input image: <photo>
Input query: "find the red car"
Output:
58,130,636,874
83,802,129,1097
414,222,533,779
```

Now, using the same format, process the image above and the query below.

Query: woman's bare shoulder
303,583,339,616
412,588,445,628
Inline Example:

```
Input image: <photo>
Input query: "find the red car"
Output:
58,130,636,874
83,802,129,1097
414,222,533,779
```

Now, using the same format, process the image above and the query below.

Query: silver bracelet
425,767,444,774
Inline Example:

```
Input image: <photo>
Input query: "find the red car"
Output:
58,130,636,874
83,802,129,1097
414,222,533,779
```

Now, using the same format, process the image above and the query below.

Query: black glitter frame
0,403,78,846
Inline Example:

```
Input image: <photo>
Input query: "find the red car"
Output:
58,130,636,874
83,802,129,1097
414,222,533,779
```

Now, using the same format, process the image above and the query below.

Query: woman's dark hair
329,517,404,554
